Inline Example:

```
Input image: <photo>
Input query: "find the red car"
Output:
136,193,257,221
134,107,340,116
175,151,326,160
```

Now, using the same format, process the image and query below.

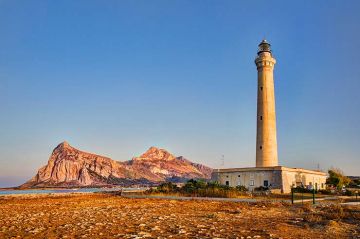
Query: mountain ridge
21,142,212,188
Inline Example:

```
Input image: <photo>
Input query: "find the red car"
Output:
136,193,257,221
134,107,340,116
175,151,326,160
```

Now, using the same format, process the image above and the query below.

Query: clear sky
1,1,359,187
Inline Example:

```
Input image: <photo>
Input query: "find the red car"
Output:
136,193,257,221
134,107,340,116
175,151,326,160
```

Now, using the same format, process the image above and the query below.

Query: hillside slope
21,142,212,188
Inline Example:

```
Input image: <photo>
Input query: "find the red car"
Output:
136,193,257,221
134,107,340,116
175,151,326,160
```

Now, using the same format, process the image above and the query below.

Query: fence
291,187,316,204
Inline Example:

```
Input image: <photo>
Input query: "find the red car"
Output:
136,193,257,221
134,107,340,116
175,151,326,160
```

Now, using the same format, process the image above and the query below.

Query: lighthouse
211,40,327,193
255,40,278,167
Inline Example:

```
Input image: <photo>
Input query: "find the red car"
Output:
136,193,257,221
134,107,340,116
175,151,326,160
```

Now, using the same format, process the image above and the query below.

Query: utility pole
221,155,225,168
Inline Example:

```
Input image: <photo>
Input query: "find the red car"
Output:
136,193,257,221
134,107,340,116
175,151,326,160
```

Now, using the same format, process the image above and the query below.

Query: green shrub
254,186,269,191
182,179,208,193
344,189,354,196
292,186,314,194
156,182,178,193
236,185,248,192
148,179,249,198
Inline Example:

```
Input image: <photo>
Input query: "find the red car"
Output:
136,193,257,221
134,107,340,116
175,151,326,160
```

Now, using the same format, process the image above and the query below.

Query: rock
20,142,212,188
138,231,152,237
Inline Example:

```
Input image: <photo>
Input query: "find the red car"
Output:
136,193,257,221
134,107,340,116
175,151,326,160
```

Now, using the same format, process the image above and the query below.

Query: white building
211,166,327,193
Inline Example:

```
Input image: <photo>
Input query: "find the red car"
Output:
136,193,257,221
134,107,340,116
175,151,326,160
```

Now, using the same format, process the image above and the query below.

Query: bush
292,186,314,194
156,182,178,193
254,186,269,191
236,185,248,192
147,179,249,198
323,204,346,220
318,189,333,195
207,181,222,188
182,179,207,193
344,189,354,196
349,179,360,188
304,213,323,224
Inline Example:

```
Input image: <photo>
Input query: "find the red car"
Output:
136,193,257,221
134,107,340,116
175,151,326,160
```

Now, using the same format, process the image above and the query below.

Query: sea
0,187,145,196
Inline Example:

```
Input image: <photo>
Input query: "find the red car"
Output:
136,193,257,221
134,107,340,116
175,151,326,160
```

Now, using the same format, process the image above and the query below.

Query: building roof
213,166,327,176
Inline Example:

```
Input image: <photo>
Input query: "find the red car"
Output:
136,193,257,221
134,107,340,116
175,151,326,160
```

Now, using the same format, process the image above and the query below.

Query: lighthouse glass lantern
258,40,271,54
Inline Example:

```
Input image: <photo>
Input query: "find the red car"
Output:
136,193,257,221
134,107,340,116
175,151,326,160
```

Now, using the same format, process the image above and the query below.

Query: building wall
212,167,327,193
280,169,327,193
213,169,282,191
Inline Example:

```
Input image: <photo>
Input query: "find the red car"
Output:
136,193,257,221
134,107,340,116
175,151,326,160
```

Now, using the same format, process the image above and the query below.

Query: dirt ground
0,193,359,239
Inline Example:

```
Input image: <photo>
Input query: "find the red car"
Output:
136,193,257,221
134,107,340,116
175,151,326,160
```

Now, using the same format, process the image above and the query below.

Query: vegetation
254,186,269,191
292,186,316,194
156,182,178,193
326,168,351,189
349,178,360,188
344,189,355,196
147,179,250,198
317,189,333,195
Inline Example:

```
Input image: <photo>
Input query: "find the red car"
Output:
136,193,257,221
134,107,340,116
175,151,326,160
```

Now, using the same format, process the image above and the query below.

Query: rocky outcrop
21,142,212,188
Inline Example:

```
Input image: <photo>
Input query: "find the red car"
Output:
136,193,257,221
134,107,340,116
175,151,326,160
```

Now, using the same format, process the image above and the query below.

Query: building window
225,181,229,186
260,146,262,150
321,183,324,189
250,180,254,186
264,180,269,187
226,175,229,178
260,87,263,91
238,175,241,177
260,116,262,120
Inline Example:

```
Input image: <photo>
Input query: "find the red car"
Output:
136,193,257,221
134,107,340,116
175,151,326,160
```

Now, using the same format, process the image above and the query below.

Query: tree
182,179,207,193
326,168,351,189
157,182,178,193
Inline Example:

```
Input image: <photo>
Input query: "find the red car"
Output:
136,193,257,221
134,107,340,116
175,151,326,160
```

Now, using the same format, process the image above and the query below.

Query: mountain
21,142,212,188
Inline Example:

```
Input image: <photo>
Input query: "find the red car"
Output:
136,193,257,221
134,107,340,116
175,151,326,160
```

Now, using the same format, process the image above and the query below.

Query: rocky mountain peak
56,141,71,150
137,146,176,161
21,142,212,188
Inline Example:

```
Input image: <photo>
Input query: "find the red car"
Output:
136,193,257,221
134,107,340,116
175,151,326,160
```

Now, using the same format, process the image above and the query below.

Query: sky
1,1,360,187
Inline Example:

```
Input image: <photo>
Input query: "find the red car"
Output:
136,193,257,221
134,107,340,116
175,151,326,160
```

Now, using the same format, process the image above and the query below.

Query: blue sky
1,1,359,187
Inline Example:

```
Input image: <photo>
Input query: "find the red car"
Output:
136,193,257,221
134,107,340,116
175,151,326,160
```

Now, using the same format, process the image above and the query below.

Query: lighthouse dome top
257,39,272,55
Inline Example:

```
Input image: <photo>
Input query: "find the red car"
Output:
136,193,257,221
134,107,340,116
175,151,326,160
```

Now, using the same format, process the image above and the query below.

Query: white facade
212,166,327,193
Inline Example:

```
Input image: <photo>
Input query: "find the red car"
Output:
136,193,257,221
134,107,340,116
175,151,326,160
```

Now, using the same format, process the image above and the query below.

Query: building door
225,181,229,186
264,180,269,187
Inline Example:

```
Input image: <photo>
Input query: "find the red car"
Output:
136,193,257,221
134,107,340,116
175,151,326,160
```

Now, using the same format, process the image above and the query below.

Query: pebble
0,193,356,238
